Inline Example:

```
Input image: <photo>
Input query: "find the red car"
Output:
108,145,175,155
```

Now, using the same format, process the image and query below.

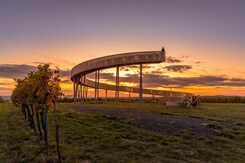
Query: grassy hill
0,102,244,162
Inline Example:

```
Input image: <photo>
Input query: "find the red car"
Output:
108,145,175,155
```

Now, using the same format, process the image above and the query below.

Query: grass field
0,102,244,162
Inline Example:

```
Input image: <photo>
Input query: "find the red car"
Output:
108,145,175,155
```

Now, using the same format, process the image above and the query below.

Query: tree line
11,64,63,162
199,96,245,103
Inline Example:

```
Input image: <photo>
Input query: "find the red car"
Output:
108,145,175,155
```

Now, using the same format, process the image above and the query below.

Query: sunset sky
0,0,244,96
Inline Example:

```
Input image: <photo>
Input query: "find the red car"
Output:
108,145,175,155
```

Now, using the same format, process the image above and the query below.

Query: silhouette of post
74,77,79,103
139,63,143,106
80,74,83,102
97,71,100,101
73,79,75,103
94,71,97,102
115,66,119,103
82,75,86,102
85,86,88,100
77,78,80,101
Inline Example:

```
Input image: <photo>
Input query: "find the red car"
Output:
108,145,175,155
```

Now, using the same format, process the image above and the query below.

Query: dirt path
61,104,225,138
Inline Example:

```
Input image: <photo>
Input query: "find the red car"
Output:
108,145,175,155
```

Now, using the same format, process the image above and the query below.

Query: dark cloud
120,65,139,71
150,68,164,74
166,56,182,63
120,74,139,83
96,72,245,87
59,70,70,78
60,79,72,84
0,87,12,90
86,72,115,81
163,65,192,72
2,64,244,89
141,74,170,87
142,65,152,69
104,73,169,87
100,72,115,81
0,82,13,85
33,62,53,65
195,61,203,64
167,76,225,87
181,55,189,59
127,65,139,69
0,64,71,79
0,64,37,78
167,76,245,87
119,67,126,71
230,78,245,82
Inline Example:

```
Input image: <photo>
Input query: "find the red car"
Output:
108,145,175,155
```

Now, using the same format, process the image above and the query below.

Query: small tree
11,64,63,161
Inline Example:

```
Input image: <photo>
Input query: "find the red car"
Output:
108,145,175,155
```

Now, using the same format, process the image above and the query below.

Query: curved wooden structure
71,48,192,104
71,51,165,80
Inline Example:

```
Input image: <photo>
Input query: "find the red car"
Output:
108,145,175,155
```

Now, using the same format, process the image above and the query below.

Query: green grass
0,103,57,162
0,102,245,162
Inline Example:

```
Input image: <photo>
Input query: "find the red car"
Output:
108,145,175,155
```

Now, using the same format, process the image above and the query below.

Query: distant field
0,102,244,162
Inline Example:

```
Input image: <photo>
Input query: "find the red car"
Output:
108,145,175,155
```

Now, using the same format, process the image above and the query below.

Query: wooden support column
76,77,79,102
85,86,88,99
97,71,100,101
73,79,76,103
94,71,97,102
80,75,83,102
77,80,80,101
74,77,79,103
82,75,86,102
115,66,119,103
139,63,143,106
